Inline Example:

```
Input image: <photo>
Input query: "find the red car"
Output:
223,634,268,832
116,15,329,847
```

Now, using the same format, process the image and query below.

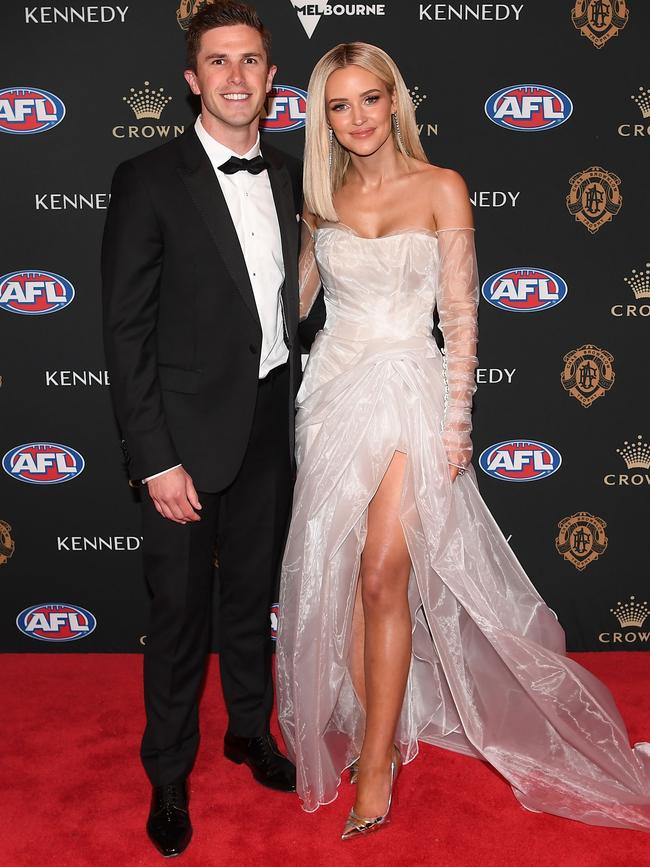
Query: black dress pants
140,364,291,786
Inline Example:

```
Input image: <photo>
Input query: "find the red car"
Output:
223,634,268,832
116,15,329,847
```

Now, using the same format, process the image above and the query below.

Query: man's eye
245,58,258,64
211,59,224,65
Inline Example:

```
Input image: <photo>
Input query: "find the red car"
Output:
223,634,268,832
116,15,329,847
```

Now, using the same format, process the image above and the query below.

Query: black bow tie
218,155,270,175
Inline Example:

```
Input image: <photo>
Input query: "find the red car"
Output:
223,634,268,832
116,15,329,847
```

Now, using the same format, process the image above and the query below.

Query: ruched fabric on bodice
277,227,650,829
315,226,439,342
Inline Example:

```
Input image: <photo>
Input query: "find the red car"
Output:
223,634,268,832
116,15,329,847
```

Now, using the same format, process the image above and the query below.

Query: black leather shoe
224,731,296,792
146,779,192,858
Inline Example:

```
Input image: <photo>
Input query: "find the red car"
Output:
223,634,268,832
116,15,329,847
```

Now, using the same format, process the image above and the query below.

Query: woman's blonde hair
304,42,428,223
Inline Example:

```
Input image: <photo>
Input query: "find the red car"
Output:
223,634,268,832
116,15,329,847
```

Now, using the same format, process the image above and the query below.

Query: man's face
184,24,276,133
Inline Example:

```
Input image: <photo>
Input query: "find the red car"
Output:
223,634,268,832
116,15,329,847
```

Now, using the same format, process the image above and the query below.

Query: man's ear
266,64,278,94
184,69,200,96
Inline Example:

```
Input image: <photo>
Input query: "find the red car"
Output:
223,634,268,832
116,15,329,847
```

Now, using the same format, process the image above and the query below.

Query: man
102,2,301,857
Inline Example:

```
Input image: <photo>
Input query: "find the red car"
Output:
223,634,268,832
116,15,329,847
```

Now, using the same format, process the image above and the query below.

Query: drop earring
392,112,403,149
328,127,334,171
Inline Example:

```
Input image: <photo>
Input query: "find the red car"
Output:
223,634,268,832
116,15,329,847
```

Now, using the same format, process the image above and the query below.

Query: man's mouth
222,93,251,101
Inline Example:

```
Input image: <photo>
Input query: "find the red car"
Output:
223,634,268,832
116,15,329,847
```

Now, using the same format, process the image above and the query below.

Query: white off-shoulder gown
276,224,650,829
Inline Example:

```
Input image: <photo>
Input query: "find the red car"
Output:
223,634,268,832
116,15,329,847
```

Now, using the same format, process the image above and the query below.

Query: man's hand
147,466,202,524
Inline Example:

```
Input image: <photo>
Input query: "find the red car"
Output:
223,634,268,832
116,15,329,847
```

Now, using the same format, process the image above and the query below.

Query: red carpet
4,653,650,867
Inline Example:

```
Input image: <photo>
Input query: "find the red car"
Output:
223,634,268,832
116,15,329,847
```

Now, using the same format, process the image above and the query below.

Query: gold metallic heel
341,747,401,840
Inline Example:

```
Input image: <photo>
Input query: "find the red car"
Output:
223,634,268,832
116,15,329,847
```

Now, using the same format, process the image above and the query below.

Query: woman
276,42,650,839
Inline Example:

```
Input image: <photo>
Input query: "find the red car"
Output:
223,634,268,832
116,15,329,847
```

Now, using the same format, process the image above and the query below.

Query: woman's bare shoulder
409,162,472,228
408,161,467,193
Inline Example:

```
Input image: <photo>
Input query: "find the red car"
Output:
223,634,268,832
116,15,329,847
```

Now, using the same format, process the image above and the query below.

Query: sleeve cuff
143,464,182,484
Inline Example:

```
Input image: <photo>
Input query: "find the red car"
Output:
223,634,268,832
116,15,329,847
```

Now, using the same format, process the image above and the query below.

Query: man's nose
227,67,245,85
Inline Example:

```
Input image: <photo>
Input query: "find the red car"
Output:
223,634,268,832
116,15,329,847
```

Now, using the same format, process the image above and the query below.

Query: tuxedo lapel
177,131,261,329
264,147,299,343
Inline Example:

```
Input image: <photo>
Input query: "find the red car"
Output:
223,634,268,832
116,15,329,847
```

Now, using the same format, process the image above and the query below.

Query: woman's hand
448,463,466,483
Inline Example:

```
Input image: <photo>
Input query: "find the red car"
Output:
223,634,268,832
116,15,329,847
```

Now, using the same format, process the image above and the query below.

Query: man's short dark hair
186,1,272,71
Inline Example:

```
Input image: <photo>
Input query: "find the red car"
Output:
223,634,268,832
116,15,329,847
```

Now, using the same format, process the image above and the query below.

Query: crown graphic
408,86,427,112
611,596,650,629
631,86,650,119
623,263,650,300
616,434,650,470
123,81,172,120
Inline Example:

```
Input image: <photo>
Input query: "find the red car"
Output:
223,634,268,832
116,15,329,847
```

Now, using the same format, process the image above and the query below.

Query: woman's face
324,64,397,158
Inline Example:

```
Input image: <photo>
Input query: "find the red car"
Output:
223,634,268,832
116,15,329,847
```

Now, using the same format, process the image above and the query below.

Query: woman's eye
332,103,347,112
365,95,379,105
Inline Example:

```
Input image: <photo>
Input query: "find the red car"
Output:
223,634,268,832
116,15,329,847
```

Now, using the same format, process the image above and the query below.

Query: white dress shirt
195,115,288,377
145,117,289,483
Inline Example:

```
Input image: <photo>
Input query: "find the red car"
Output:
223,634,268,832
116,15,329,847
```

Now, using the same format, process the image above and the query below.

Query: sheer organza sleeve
436,228,479,469
299,218,322,321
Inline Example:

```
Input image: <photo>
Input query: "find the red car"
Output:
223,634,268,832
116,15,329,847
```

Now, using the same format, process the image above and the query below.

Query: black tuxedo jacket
101,127,303,492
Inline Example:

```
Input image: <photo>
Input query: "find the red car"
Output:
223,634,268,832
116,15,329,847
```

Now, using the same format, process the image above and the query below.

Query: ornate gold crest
556,511,608,570
0,520,15,567
177,0,211,31
566,166,622,233
571,0,629,49
561,344,615,407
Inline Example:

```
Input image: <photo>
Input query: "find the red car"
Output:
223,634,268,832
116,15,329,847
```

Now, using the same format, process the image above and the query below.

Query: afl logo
0,270,75,316
0,87,66,134
261,85,307,132
485,85,572,131
270,602,279,640
3,442,85,485
482,268,567,313
479,440,562,482
16,603,96,642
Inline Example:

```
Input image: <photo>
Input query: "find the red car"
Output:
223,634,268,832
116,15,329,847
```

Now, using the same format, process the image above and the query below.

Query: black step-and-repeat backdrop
1,1,648,652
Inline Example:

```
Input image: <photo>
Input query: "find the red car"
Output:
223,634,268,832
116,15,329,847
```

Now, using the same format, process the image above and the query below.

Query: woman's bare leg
353,451,412,818
349,580,366,710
